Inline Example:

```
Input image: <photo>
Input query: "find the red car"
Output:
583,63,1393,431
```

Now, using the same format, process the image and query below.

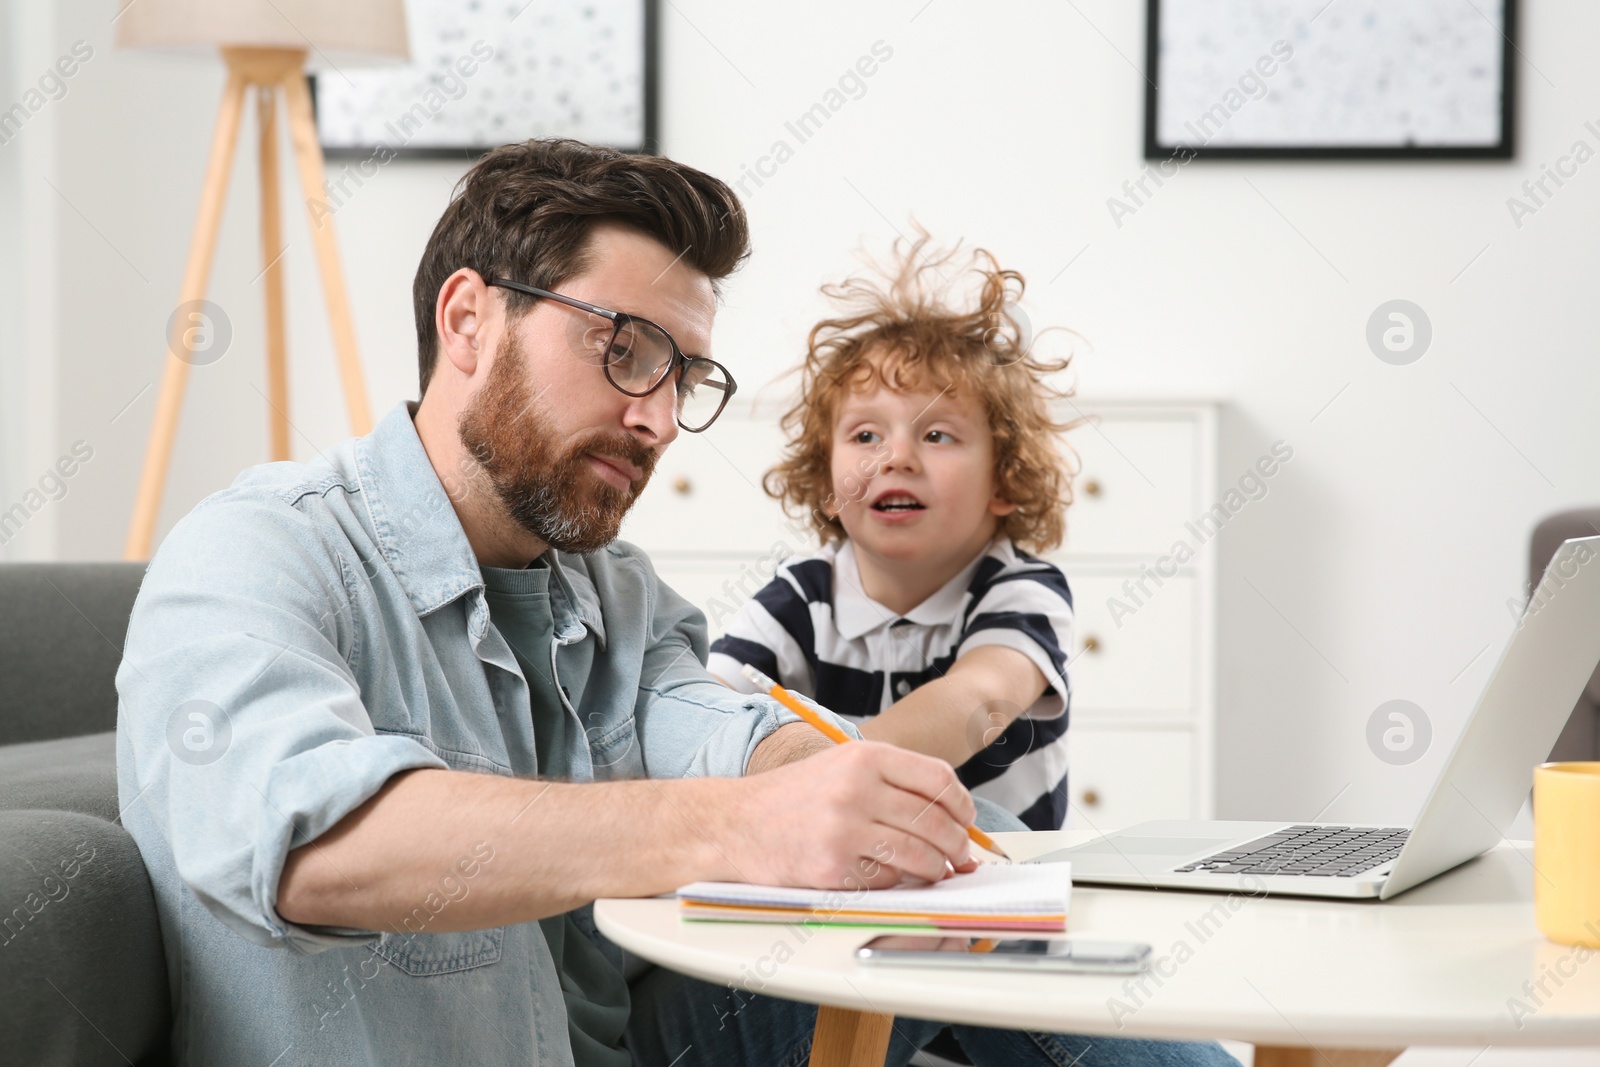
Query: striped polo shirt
707,537,1074,830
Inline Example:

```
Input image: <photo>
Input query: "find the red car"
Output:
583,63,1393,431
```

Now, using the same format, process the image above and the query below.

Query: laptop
1037,535,1600,901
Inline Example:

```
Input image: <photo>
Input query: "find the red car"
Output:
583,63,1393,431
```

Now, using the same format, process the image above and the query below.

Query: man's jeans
619,800,1241,1067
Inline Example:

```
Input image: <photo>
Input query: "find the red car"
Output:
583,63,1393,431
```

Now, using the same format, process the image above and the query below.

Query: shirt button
895,679,910,697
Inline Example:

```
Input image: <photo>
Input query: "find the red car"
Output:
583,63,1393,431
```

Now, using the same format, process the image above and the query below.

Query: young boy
688,237,1239,1067
709,234,1079,831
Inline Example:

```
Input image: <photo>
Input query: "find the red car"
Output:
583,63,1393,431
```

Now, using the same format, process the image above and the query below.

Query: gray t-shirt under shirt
481,560,631,1067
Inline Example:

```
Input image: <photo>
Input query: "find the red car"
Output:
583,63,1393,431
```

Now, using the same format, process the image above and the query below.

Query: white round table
595,830,1600,1067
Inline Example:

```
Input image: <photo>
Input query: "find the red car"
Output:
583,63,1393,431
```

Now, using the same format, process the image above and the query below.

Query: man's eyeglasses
486,278,736,433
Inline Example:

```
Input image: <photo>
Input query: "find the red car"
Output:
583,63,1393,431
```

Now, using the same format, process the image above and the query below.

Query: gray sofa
0,563,169,1066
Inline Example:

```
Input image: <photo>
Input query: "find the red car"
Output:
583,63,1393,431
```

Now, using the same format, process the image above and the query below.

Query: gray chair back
1531,510,1600,762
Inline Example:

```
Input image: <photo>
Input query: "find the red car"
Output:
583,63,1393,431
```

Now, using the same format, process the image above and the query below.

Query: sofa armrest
0,563,146,746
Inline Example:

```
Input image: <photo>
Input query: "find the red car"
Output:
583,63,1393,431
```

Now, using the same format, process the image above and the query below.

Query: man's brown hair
764,233,1080,554
412,138,750,394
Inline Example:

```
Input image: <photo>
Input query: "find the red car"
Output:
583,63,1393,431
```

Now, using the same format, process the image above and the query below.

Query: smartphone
855,935,1151,974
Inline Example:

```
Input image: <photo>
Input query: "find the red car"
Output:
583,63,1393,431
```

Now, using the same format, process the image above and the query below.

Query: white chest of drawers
618,397,1219,830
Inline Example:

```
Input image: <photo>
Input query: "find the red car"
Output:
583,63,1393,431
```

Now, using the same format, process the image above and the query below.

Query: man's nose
624,383,680,450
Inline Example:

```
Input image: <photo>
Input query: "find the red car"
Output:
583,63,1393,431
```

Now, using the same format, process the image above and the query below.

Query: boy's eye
852,430,880,444
925,430,951,443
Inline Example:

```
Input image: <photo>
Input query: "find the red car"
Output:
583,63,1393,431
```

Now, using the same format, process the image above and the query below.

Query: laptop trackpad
1069,837,1233,857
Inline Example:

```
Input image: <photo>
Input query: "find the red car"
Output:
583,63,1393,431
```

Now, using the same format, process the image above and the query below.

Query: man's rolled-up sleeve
629,553,859,779
117,493,447,955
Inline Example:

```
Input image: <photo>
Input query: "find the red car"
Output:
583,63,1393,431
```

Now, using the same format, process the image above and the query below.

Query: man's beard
457,335,657,554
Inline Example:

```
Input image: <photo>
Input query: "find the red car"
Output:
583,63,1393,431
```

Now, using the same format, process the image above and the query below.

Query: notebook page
677,861,1070,916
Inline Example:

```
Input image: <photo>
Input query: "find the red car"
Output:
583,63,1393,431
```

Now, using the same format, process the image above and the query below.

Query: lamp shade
114,0,410,70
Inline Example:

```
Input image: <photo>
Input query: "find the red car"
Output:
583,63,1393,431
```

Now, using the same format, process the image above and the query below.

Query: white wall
8,0,1600,822
1,0,63,560
0,2,18,526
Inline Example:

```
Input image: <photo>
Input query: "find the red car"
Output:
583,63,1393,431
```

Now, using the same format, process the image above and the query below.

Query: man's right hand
279,740,982,933
713,740,980,890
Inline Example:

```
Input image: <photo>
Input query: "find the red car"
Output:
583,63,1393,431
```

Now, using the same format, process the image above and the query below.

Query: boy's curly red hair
763,232,1080,554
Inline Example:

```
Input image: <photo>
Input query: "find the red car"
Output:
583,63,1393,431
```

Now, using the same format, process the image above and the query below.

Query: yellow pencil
741,664,1013,862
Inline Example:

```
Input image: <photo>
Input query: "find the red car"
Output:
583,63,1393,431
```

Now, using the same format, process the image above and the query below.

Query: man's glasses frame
486,278,736,433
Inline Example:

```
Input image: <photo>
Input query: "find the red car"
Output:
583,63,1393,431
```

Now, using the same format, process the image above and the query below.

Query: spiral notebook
677,861,1072,932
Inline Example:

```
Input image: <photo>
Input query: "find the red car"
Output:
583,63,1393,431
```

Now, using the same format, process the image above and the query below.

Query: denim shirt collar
354,401,607,649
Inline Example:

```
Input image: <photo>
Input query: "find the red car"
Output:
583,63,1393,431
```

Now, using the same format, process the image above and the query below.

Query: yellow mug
1534,762,1600,947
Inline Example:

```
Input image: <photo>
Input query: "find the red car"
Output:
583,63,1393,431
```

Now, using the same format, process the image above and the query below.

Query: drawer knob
1083,478,1102,498
1082,634,1101,654
672,476,692,495
1081,788,1101,808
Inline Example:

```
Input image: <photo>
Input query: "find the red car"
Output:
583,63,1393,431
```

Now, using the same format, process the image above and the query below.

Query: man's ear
435,268,493,379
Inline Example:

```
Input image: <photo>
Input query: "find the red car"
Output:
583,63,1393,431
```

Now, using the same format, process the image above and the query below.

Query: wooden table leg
809,1005,894,1067
1254,1047,1404,1067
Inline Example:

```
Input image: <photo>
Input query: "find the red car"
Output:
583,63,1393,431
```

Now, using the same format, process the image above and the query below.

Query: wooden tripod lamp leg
123,68,249,560
258,84,291,462
279,68,373,437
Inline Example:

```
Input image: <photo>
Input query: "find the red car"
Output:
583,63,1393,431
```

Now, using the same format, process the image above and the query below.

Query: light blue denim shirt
115,401,845,1066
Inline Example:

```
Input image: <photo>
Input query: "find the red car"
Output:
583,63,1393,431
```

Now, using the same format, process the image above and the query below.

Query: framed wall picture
314,0,658,160
1144,0,1515,160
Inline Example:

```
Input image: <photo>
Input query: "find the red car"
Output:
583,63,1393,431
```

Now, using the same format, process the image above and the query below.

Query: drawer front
618,414,800,555
1059,414,1198,559
1057,571,1195,716
1068,727,1194,831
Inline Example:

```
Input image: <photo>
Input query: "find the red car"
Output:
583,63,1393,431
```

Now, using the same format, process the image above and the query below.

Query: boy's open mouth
869,490,926,512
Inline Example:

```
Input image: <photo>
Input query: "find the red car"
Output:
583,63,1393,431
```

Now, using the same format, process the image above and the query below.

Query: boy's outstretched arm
857,645,1048,767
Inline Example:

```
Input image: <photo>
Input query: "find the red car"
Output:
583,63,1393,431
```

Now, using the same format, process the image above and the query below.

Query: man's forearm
280,722,832,934
280,724,987,934
278,768,743,933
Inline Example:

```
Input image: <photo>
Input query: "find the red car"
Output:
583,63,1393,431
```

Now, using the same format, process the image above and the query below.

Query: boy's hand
717,741,979,889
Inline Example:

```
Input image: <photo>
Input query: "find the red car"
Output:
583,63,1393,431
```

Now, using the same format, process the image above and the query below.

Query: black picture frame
1143,0,1516,161
312,0,660,162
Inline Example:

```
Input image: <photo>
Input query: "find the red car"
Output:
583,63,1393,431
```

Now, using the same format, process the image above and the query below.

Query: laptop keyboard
1172,825,1410,878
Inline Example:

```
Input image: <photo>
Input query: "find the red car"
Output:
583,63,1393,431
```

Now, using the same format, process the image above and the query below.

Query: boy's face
827,376,1016,574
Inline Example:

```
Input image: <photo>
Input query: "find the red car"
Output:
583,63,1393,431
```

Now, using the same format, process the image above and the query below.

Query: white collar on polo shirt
830,538,994,641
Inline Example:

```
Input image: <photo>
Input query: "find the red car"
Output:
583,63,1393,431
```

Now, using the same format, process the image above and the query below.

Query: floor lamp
115,1,409,559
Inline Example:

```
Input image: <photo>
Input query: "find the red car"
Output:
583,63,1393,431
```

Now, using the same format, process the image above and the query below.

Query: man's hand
712,740,979,890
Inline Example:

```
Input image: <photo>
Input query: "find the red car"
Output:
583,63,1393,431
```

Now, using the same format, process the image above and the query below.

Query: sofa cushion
0,809,169,1066
0,731,119,822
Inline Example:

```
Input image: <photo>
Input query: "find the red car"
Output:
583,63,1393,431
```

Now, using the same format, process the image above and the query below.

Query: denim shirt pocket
586,715,639,779
374,925,505,977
